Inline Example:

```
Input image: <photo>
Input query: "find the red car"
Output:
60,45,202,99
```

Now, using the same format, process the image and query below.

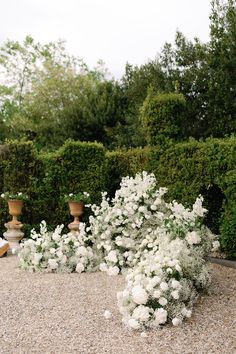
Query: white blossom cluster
87,171,219,329
117,234,213,330
18,171,220,331
18,221,94,273
88,172,215,276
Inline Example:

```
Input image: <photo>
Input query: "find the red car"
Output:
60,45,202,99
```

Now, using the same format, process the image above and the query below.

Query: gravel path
0,256,235,354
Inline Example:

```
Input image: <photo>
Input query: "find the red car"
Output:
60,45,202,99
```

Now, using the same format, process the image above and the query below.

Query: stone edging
208,257,236,269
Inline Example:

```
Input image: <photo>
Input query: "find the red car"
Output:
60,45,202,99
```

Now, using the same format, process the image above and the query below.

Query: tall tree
207,0,236,136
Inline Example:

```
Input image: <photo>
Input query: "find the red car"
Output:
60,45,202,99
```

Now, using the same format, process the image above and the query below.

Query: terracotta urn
4,199,24,254
8,199,23,224
68,201,84,233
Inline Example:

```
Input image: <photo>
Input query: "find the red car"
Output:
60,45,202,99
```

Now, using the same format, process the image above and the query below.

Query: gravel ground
0,256,235,354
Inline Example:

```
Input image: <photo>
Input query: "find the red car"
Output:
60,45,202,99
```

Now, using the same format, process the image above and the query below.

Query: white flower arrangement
17,171,220,331
18,221,94,273
87,171,218,330
88,172,215,275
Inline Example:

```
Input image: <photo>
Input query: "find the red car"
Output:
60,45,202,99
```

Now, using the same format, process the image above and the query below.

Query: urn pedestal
68,201,84,234
4,199,24,254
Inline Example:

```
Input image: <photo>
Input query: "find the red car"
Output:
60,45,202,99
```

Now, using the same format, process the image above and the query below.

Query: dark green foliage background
0,140,106,237
0,137,235,258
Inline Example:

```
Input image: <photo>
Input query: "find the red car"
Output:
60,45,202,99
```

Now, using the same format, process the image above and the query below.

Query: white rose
158,297,167,306
76,263,85,273
153,290,161,299
99,263,108,272
154,308,168,325
172,317,182,326
107,266,120,276
48,259,58,270
132,305,150,322
171,279,181,289
132,285,148,305
186,231,201,245
107,250,118,263
128,318,140,330
160,282,168,291
171,290,179,300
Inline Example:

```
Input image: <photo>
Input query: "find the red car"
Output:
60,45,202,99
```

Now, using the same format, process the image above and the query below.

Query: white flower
172,317,182,326
171,279,181,289
48,259,58,270
212,240,220,252
52,233,60,242
104,310,112,319
107,266,120,276
100,263,108,272
186,231,201,245
132,305,150,321
160,282,168,291
153,290,161,299
132,286,148,305
128,318,140,329
171,290,179,300
158,297,167,306
50,248,56,254
76,263,85,273
107,250,118,263
1,193,5,198
32,253,42,265
154,308,168,325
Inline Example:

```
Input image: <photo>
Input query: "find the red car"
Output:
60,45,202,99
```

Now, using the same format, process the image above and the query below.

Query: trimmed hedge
106,138,236,258
0,140,106,236
140,92,186,144
40,140,107,227
106,147,152,196
0,137,235,257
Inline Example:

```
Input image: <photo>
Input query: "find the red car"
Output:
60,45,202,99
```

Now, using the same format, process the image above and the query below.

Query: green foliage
219,169,236,257
220,207,236,259
0,141,43,236
207,0,236,136
106,147,152,196
106,137,236,257
39,140,106,228
0,140,106,237
140,91,186,144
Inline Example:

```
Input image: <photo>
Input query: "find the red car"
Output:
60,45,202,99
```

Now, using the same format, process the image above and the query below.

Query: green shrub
140,91,186,145
106,147,151,196
220,206,236,259
0,141,44,236
220,169,236,258
0,139,107,237
106,137,236,257
40,140,107,228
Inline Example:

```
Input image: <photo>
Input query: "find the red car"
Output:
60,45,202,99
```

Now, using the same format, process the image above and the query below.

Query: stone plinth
3,222,24,254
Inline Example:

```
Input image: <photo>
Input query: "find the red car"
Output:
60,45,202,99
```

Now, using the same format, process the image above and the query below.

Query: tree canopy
0,0,235,150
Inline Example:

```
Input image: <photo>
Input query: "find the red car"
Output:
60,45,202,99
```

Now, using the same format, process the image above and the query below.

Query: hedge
0,140,106,236
106,138,236,258
0,137,235,258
